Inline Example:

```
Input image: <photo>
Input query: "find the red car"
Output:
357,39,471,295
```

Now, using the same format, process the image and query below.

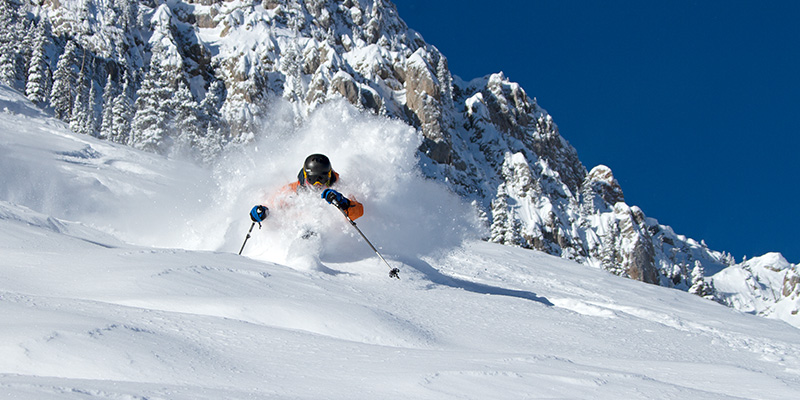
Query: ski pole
238,222,256,255
333,200,400,279
240,206,268,255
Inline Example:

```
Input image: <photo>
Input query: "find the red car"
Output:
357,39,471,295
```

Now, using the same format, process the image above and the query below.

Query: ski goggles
305,170,331,186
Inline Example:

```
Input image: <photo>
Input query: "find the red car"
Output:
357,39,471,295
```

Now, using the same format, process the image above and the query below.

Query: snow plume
189,99,484,269
0,83,480,273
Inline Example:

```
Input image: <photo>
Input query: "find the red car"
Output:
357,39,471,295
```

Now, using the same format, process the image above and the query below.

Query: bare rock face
583,165,625,213
329,71,359,104
400,49,449,163
614,204,659,284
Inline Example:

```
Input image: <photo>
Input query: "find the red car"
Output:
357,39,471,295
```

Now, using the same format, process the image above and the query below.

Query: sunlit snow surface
2,84,800,399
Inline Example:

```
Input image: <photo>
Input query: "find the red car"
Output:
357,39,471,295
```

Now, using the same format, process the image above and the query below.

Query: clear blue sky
392,0,800,263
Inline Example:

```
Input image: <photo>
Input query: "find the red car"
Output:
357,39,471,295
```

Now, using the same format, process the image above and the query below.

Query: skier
249,153,364,224
243,154,398,279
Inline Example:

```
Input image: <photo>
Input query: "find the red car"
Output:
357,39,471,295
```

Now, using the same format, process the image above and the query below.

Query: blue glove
322,189,350,210
250,205,269,222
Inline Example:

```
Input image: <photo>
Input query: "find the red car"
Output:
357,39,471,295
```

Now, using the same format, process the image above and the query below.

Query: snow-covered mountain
1,0,796,320
3,78,800,399
713,253,800,325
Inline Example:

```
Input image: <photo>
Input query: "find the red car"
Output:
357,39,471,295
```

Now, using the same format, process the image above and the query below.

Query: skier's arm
345,198,364,220
322,189,364,220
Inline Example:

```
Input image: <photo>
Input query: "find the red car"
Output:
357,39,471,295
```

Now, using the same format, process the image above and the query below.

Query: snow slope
2,84,800,399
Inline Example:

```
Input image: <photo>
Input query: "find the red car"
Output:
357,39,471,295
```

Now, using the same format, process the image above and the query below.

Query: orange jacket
275,170,364,220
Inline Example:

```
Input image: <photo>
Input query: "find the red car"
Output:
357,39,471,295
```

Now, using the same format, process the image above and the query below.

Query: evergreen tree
0,0,14,32
172,80,228,163
600,221,623,276
490,183,521,246
200,79,225,124
70,69,95,136
88,77,99,135
99,74,117,140
114,0,138,31
689,261,715,298
50,40,79,120
281,35,304,106
131,3,194,153
19,11,35,64
200,79,228,140
25,21,51,105
437,54,453,106
0,51,16,87
170,80,202,157
0,0,24,88
721,251,736,266
131,59,172,153
197,120,225,164
109,73,133,145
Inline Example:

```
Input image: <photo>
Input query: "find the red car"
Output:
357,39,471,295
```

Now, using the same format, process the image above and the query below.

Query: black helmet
303,154,332,186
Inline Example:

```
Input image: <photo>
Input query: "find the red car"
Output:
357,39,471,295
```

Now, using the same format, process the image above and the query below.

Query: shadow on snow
400,257,554,307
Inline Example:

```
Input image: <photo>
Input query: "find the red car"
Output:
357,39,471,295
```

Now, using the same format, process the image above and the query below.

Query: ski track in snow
2,84,800,399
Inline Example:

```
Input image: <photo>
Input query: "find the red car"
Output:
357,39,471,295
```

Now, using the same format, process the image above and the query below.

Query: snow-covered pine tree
70,67,95,136
200,79,227,136
281,35,304,107
112,0,137,31
0,50,17,87
0,30,22,87
99,74,117,140
88,76,99,134
0,0,25,88
197,79,228,162
25,20,51,105
600,221,623,276
0,0,15,34
437,54,453,110
689,260,714,298
489,184,509,244
131,57,173,153
197,120,225,164
490,183,523,246
109,73,132,145
169,79,202,158
50,40,79,120
721,251,736,266
19,7,35,64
